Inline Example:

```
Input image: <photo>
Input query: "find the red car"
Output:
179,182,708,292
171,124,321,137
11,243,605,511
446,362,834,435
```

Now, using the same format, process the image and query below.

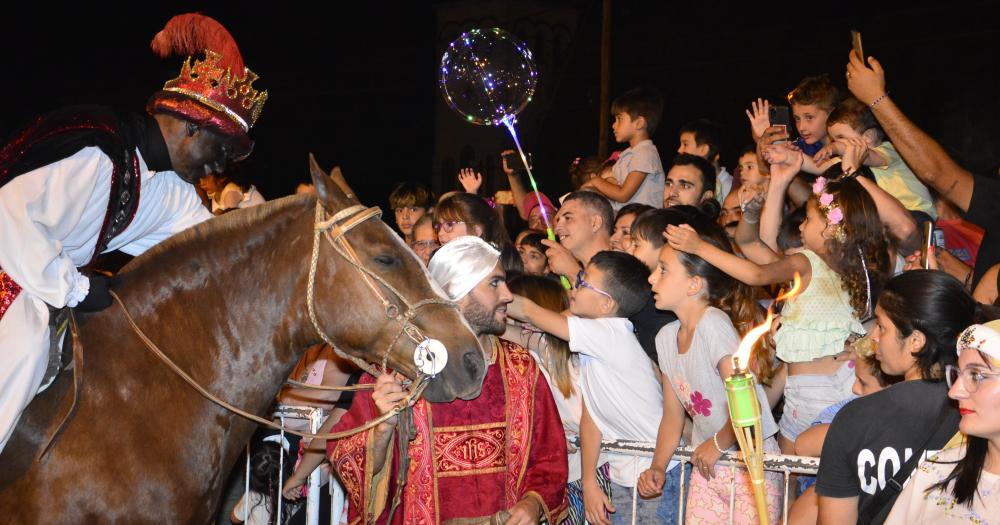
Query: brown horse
0,158,486,522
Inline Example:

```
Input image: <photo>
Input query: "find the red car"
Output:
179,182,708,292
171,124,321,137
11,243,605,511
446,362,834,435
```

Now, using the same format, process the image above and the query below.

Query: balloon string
501,116,572,290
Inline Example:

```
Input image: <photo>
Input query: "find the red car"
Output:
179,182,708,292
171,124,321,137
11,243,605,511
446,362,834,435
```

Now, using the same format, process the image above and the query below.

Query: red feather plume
150,13,244,73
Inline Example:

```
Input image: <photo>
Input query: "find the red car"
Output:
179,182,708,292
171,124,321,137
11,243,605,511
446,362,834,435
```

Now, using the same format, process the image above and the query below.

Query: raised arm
758,145,803,251
734,186,782,265
507,295,570,341
837,138,919,253
746,98,771,143
666,224,810,287
502,149,531,219
847,52,974,210
856,174,919,253
457,168,483,195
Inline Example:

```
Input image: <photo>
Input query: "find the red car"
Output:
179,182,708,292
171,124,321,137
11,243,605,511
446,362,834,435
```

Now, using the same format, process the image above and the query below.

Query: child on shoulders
815,97,937,223
582,87,665,211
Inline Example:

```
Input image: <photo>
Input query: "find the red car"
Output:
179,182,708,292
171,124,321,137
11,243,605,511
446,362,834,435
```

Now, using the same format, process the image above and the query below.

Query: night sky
4,2,1000,210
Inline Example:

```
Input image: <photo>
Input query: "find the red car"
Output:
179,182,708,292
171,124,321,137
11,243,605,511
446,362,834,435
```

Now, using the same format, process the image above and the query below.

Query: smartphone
920,221,934,269
503,152,532,171
769,105,791,127
768,105,791,143
851,30,864,61
932,227,946,250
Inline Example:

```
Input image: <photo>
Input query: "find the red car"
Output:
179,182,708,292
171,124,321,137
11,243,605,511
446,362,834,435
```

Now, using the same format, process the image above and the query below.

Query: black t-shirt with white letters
815,380,959,513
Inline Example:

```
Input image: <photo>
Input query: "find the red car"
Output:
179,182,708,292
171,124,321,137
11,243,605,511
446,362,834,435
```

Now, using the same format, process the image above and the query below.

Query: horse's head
305,156,486,402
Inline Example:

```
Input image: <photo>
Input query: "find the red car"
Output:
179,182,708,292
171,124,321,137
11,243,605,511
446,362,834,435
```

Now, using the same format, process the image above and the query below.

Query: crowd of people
310,49,998,524
1,10,998,524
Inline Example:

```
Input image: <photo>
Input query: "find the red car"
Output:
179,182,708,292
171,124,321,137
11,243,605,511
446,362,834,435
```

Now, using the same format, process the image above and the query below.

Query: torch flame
775,272,802,303
731,272,802,373
733,310,773,373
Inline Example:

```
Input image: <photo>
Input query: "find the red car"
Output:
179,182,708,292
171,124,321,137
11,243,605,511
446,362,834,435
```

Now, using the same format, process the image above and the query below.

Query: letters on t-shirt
855,446,939,495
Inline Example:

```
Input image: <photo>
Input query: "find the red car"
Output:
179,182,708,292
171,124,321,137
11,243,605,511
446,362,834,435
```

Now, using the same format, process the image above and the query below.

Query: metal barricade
235,406,349,525
238,423,818,524
582,438,820,525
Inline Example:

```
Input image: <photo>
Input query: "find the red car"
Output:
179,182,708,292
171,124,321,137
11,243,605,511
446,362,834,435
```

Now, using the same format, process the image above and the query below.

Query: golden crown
162,50,268,132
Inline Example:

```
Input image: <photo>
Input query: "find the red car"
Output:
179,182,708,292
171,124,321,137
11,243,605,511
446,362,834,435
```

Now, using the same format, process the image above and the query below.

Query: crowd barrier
239,408,820,524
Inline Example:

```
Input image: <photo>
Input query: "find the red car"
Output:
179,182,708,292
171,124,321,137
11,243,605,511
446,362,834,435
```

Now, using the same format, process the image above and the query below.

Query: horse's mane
120,194,311,276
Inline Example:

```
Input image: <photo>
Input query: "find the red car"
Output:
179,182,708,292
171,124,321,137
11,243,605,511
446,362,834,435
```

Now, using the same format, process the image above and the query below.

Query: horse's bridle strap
316,204,378,236
308,202,458,377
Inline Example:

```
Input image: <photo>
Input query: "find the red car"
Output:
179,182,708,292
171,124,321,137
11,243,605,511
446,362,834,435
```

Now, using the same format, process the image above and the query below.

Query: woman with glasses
409,214,439,266
884,320,1000,523
433,192,510,247
816,270,986,524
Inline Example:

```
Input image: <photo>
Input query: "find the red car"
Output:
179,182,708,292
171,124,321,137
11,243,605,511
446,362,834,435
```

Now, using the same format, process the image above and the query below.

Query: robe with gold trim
327,338,569,524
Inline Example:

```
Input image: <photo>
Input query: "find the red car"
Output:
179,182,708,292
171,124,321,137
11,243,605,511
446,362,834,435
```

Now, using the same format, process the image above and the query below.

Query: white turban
428,236,501,300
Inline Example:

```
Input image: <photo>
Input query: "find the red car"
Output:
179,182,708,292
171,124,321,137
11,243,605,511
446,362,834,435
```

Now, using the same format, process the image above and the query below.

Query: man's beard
462,296,506,336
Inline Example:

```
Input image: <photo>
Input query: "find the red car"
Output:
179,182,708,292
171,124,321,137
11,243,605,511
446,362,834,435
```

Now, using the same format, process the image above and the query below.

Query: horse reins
108,200,457,441
110,290,425,440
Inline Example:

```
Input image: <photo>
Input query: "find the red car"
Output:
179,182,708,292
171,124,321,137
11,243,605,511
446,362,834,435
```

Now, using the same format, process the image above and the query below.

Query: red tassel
150,13,244,73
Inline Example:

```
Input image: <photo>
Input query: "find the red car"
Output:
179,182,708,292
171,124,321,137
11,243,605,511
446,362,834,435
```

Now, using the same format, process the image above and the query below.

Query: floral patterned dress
655,307,784,524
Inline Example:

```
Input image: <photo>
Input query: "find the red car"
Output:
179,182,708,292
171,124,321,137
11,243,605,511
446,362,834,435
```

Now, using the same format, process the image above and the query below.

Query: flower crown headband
812,176,846,243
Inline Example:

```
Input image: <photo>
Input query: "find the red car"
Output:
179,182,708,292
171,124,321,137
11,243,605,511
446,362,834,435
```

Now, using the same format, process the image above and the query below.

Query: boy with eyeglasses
507,251,680,524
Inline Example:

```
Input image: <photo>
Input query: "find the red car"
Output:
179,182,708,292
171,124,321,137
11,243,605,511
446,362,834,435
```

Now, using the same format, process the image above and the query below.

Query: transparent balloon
439,28,537,126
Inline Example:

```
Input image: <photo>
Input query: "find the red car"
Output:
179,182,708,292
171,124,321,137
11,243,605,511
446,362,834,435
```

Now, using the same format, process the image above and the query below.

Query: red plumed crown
147,14,267,157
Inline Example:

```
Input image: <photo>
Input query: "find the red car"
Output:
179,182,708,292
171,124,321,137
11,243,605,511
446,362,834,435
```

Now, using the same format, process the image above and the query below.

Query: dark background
3,1,1000,210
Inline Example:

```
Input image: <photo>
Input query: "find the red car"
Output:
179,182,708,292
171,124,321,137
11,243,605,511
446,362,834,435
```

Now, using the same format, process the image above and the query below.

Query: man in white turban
320,235,569,525
428,235,508,335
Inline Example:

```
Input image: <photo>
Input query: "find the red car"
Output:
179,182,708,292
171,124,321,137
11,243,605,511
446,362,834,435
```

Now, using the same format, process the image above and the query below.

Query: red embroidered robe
327,337,569,524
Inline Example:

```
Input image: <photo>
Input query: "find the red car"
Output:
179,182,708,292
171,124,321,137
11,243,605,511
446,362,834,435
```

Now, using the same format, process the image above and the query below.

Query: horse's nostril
462,350,483,378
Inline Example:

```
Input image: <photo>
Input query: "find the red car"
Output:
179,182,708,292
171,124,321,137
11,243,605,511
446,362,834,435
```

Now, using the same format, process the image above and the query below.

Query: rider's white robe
0,146,211,451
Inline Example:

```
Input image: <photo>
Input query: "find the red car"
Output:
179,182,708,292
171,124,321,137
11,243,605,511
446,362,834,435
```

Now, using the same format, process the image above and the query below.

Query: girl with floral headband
664,152,892,453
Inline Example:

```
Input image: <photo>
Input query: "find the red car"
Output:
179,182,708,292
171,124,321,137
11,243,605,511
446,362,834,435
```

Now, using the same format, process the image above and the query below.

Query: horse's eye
374,255,396,267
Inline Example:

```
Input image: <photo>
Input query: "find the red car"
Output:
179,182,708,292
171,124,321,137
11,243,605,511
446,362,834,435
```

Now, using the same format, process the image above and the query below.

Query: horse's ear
329,166,361,204
308,153,349,211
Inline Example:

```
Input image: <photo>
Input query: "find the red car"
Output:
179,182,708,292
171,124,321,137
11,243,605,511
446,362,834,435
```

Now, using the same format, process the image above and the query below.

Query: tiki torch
723,274,800,525
724,315,772,525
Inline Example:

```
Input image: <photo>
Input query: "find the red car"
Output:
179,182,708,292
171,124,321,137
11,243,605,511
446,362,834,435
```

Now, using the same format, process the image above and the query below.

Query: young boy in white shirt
508,251,681,524
583,87,665,211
